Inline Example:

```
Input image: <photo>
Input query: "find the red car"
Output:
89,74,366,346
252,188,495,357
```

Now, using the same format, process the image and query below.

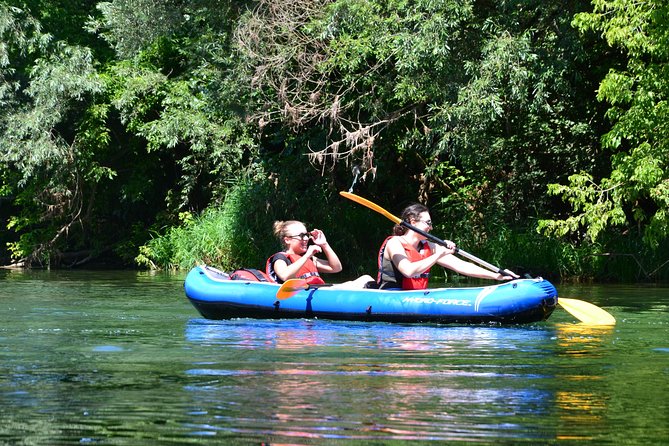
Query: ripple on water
91,345,125,352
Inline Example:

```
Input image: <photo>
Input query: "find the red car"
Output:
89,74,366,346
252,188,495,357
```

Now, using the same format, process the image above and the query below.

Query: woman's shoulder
384,235,404,249
381,235,399,244
270,251,290,263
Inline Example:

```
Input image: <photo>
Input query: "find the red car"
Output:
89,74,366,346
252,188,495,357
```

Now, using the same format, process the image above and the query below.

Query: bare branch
235,0,418,173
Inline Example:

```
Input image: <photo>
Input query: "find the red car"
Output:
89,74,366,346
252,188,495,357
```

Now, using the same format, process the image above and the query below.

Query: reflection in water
555,323,616,342
553,323,617,442
184,319,556,442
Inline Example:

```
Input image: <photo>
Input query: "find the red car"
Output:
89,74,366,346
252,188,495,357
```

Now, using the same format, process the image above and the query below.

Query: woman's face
412,212,433,232
284,223,310,253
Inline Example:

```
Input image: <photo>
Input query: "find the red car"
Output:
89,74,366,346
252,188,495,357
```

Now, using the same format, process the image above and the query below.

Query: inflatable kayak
184,265,558,324
184,266,557,324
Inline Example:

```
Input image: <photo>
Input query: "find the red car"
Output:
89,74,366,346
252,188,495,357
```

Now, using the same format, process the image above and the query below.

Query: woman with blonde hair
266,220,373,288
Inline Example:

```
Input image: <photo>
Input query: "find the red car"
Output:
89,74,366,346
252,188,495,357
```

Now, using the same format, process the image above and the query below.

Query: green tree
427,1,611,242
0,1,258,266
2,0,647,278
539,0,669,248
0,3,105,265
234,0,610,247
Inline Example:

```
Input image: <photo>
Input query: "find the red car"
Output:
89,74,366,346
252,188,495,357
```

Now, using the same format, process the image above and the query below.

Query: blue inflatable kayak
184,265,558,324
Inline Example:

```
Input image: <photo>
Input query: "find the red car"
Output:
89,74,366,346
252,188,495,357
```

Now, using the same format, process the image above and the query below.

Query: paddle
557,298,616,325
340,191,514,277
276,278,331,300
276,278,309,300
339,191,617,326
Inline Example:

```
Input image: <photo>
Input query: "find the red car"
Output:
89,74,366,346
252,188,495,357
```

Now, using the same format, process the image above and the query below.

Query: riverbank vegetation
1,0,668,282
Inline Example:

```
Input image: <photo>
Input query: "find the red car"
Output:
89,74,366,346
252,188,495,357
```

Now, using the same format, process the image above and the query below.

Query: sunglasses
287,232,311,240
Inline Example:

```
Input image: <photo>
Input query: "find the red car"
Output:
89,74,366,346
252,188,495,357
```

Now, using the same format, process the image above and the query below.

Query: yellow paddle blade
276,278,309,300
558,297,616,325
339,191,402,224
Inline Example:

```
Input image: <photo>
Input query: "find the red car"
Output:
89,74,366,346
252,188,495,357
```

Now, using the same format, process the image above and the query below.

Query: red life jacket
265,252,326,285
377,236,432,290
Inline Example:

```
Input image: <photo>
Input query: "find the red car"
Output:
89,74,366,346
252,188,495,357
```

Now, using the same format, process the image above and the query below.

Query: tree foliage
1,0,667,280
1,3,104,265
236,0,610,245
539,0,669,248
0,1,257,266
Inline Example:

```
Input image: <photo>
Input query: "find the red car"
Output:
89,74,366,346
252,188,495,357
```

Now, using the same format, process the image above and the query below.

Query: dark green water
1,269,667,445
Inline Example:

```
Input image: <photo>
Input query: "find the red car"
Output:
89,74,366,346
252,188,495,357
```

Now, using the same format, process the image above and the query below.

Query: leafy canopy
539,0,669,248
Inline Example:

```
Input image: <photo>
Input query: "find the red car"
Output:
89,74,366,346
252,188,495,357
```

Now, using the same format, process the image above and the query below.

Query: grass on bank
136,183,669,283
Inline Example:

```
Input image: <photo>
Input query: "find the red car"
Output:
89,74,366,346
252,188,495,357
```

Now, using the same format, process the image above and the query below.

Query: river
1,269,667,445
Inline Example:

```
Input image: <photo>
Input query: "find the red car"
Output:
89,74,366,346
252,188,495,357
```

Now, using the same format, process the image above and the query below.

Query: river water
0,269,667,445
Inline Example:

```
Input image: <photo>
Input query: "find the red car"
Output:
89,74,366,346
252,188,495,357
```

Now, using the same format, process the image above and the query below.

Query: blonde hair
273,220,304,246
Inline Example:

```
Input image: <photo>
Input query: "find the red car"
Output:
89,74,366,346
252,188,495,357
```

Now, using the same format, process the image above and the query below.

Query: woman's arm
310,229,342,273
436,252,516,280
386,237,449,278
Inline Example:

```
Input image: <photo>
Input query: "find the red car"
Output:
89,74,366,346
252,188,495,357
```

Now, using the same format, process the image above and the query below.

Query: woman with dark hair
377,204,518,289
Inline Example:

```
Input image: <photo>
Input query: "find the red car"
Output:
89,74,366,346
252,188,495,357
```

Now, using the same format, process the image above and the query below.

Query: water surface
1,269,667,445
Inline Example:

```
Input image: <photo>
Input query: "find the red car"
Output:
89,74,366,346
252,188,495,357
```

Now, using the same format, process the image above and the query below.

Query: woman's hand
310,229,328,246
308,228,342,273
305,244,323,257
434,242,456,257
496,270,519,280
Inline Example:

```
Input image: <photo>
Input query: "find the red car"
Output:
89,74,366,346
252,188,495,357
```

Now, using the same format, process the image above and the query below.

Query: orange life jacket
265,252,326,285
377,236,432,290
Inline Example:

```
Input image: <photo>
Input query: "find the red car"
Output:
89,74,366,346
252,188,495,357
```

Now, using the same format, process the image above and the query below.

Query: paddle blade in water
276,278,309,300
558,297,616,325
